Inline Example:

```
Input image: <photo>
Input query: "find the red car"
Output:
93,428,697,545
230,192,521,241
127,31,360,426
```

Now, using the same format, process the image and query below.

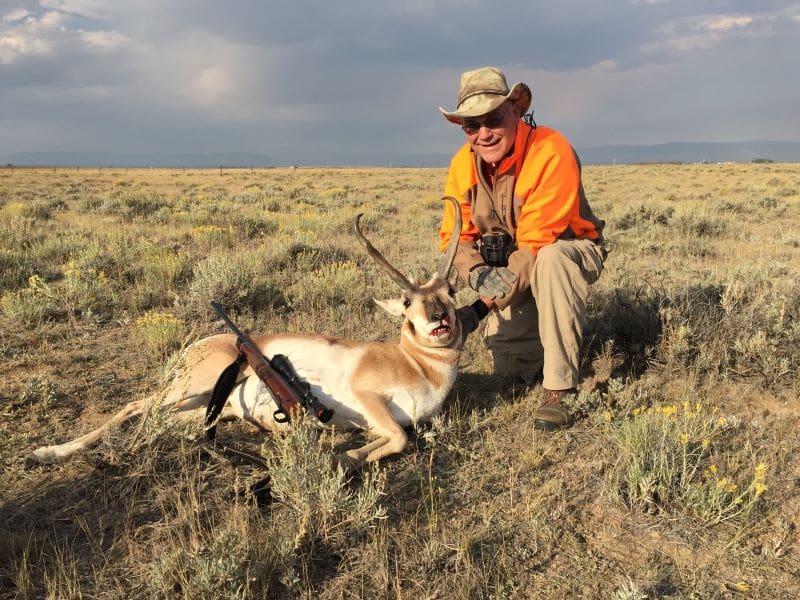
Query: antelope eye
402,298,411,308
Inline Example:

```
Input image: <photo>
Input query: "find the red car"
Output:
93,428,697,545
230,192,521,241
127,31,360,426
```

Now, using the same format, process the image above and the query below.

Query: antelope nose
431,312,443,322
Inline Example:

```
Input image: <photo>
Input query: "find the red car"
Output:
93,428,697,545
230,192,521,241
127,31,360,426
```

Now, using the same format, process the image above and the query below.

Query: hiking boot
533,388,576,432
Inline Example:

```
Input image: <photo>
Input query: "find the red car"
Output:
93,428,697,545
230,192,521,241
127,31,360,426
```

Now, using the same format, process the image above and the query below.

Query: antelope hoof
25,451,43,468
25,447,58,468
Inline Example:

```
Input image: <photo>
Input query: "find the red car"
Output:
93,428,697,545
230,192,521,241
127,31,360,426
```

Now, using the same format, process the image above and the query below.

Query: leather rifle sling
205,352,246,441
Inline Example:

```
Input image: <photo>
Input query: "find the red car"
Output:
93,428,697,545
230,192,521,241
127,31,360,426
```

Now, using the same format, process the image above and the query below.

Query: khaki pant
485,239,605,390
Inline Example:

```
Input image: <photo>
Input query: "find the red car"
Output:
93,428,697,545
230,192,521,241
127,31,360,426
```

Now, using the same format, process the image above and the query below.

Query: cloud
3,8,31,22
703,15,754,31
79,28,124,49
39,0,113,20
0,8,126,65
0,11,61,63
1,0,799,162
628,6,797,65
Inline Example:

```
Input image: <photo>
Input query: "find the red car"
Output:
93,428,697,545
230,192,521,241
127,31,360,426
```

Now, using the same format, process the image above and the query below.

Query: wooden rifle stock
237,342,297,423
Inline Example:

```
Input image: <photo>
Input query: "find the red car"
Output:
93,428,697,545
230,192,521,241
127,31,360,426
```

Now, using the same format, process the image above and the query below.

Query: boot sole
534,419,564,432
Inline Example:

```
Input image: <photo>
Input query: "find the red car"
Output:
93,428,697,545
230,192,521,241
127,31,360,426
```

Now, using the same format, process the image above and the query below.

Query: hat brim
439,82,531,124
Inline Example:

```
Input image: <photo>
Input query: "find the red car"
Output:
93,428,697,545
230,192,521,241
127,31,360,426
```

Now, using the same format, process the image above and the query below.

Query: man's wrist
470,298,492,319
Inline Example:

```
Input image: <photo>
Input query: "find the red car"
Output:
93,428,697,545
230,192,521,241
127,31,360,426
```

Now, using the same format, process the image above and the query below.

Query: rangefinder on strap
479,232,515,267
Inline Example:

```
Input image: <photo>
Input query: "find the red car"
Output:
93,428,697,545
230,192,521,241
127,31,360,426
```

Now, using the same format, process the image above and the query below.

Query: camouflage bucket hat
439,66,532,124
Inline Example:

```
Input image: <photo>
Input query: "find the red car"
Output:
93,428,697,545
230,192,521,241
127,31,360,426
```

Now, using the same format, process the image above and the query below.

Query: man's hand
456,305,481,336
455,299,492,340
468,266,517,298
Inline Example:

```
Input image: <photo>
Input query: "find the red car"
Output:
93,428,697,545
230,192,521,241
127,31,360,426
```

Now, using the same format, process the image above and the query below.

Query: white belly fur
225,337,457,431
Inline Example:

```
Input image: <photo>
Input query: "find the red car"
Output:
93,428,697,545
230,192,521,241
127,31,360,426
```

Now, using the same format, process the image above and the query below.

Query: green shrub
274,243,353,273
60,260,117,321
186,250,279,314
322,187,350,201
674,212,728,237
655,272,800,389
0,248,30,290
0,216,42,251
129,244,194,310
288,209,325,233
75,195,106,213
265,415,387,550
117,191,170,222
27,231,86,272
135,310,185,358
615,205,673,231
586,277,664,376
189,225,234,249
723,275,800,388
288,261,368,310
149,526,277,599
0,275,59,327
229,214,279,239
14,197,66,220
605,397,766,525
21,375,61,409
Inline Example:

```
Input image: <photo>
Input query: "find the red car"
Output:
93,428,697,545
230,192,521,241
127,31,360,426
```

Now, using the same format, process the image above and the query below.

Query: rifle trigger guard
273,409,290,424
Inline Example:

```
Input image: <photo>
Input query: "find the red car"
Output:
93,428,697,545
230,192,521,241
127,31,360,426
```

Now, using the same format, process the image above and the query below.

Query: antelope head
354,196,463,348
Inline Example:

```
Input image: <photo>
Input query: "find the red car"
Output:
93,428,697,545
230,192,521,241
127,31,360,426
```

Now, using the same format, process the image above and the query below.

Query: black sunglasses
461,109,507,135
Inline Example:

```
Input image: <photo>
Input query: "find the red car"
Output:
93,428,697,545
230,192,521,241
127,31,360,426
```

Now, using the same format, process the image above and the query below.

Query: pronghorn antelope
26,197,465,468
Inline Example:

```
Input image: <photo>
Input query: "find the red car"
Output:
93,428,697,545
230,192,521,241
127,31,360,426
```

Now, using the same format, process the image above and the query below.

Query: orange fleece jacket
439,123,600,256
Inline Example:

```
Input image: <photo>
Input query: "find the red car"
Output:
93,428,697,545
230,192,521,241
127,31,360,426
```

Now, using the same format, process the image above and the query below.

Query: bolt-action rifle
207,302,333,440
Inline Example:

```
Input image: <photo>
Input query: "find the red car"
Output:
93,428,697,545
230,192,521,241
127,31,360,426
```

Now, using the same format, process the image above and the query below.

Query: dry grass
1,163,800,598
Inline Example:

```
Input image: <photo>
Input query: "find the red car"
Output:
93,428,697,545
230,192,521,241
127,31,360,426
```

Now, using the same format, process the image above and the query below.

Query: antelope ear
448,270,459,288
373,298,405,316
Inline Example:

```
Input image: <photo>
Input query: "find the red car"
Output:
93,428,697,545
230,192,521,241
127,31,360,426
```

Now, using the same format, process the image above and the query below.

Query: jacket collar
473,120,535,179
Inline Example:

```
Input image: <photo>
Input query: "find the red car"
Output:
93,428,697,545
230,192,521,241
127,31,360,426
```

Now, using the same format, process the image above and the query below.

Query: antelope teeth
432,325,451,337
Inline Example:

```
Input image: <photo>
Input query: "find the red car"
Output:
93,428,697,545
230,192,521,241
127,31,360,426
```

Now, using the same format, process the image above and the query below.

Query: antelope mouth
431,315,452,338
432,324,451,337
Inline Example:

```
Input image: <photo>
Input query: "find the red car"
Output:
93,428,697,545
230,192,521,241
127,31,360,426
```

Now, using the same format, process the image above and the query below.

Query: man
440,67,606,431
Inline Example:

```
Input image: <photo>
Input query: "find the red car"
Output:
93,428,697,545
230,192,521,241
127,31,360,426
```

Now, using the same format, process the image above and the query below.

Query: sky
1,0,799,165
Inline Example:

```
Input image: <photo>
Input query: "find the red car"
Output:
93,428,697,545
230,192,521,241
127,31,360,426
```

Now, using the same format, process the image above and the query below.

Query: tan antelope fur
26,197,465,468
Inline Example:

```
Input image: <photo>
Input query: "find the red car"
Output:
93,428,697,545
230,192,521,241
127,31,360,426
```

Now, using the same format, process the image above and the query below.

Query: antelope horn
436,196,462,280
354,214,413,290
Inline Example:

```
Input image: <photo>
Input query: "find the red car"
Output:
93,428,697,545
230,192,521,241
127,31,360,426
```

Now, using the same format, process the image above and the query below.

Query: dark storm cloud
1,1,799,162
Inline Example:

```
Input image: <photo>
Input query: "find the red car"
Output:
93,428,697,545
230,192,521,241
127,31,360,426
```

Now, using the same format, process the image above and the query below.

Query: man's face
461,102,517,166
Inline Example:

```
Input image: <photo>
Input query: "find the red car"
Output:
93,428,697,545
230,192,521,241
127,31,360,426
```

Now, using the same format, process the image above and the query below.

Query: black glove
456,306,480,336
468,266,517,298
455,300,491,339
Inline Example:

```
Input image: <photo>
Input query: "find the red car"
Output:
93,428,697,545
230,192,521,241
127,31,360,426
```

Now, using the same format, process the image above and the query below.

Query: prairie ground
1,163,799,599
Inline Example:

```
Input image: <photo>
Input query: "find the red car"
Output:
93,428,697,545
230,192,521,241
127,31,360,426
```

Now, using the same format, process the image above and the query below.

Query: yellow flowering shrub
0,274,59,326
607,398,767,524
135,310,185,357
60,259,115,321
